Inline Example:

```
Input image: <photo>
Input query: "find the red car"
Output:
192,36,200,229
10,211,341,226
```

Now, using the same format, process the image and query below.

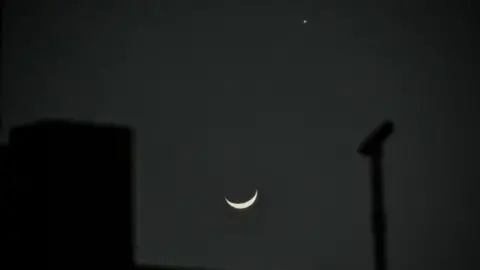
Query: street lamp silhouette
358,120,394,270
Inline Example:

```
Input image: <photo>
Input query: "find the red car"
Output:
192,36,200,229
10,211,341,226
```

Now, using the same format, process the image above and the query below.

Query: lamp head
358,120,394,157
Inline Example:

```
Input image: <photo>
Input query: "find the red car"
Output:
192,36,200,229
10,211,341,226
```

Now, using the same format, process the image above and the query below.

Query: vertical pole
370,152,387,270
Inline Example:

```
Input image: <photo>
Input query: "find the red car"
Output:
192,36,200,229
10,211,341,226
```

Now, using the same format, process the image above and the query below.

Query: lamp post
358,120,394,270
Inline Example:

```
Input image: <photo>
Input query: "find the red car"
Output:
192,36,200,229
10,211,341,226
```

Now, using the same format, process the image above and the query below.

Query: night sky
2,1,479,270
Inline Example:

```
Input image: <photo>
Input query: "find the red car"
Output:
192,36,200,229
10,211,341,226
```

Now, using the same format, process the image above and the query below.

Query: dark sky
2,1,479,270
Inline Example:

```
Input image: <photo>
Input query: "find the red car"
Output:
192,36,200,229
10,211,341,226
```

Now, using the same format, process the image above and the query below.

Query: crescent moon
224,189,258,210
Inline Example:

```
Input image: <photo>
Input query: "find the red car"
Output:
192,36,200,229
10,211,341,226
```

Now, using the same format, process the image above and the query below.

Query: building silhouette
6,119,133,269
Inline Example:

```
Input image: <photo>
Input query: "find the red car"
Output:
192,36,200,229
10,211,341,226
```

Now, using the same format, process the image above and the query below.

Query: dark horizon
135,263,224,270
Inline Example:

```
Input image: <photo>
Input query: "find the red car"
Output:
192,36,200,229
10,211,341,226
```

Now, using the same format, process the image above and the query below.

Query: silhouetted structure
0,143,12,261
6,119,134,269
358,120,394,270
